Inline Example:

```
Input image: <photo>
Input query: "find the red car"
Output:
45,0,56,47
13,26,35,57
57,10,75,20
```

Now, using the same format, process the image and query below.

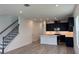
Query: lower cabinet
57,35,74,47
65,37,74,47
40,35,57,45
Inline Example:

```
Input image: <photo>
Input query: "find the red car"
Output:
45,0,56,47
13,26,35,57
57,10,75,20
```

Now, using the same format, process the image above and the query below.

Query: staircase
0,25,19,54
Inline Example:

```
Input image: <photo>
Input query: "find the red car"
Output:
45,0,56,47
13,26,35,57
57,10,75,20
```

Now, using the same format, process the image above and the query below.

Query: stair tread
4,42,10,43
4,41,10,44
4,40,10,42
5,38,12,40
8,35,17,37
4,39,12,41
10,33,17,34
4,40,10,41
5,32,18,36
9,34,17,36
0,45,6,48
4,38,13,40
10,33,18,34
7,35,16,37
0,45,2,47
5,37,15,39
10,32,17,33
0,47,2,49
0,49,2,52
0,43,8,46
0,48,3,54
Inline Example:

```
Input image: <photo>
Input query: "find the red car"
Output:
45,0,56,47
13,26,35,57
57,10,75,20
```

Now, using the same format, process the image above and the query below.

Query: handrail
0,20,18,34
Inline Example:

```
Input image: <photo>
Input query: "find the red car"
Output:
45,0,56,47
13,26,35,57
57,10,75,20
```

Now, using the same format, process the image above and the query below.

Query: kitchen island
40,35,58,45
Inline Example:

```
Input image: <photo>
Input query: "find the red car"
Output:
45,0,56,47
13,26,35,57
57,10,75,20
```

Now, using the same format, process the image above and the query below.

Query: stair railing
0,20,19,54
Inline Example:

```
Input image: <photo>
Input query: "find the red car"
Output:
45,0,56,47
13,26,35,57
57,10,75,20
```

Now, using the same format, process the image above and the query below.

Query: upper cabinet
68,17,74,31
46,17,74,32
46,23,68,31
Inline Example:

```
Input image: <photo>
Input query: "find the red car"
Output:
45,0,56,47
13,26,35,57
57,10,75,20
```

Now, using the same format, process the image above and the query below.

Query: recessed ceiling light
19,10,23,14
56,4,59,7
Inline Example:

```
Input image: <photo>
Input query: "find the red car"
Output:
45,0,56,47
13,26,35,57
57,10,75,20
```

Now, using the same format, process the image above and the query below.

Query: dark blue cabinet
68,17,74,31
46,23,68,31
65,37,74,47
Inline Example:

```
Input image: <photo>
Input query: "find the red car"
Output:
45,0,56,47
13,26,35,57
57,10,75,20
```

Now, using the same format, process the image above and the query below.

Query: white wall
32,21,43,42
0,16,17,33
5,17,44,52
5,18,33,52
73,5,79,54
73,16,79,54
0,16,18,43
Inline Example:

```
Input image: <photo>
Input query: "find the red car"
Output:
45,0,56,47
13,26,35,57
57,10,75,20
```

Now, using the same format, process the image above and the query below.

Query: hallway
6,41,74,54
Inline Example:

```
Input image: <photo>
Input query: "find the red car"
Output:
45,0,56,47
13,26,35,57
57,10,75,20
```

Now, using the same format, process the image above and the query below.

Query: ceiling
0,4,76,20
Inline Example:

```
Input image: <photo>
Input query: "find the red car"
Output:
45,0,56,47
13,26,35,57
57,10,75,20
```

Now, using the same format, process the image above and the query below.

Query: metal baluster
2,37,4,54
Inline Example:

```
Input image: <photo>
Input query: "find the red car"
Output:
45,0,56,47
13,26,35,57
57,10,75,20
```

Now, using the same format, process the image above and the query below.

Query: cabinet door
60,23,68,31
